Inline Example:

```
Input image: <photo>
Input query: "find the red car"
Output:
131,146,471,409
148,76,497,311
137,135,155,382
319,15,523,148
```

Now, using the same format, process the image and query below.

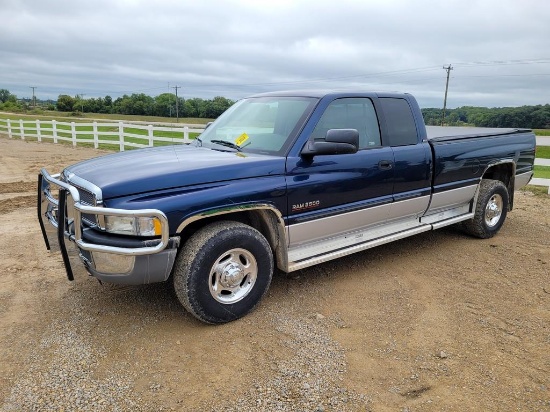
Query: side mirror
205,121,213,129
301,129,359,157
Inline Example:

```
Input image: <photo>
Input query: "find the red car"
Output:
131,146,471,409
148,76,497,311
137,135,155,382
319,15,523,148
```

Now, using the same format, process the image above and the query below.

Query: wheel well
482,162,515,210
177,209,287,270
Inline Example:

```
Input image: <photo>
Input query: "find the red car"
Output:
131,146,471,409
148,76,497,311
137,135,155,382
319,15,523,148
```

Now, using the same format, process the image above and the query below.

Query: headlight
104,215,162,236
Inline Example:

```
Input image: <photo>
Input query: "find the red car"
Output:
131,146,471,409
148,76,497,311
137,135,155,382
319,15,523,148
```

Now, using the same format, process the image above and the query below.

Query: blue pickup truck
38,91,536,323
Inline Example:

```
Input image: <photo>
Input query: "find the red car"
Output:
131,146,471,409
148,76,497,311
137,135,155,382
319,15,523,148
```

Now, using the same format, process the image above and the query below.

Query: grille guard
38,168,170,280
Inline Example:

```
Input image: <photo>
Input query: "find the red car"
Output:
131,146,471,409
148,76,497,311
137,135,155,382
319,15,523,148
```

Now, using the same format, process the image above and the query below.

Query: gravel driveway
1,137,549,411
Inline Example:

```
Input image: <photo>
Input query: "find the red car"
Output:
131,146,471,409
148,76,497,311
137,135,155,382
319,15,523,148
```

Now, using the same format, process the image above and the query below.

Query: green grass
534,129,550,136
536,146,550,159
0,111,213,125
534,165,550,179
521,185,549,197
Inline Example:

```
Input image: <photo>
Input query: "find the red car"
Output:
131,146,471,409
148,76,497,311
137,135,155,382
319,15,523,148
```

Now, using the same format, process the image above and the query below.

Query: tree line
56,93,234,119
1,87,549,128
422,105,550,129
0,88,234,119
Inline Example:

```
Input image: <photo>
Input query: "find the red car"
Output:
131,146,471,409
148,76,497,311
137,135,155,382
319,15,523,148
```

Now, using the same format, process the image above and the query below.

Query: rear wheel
463,179,509,239
173,221,273,324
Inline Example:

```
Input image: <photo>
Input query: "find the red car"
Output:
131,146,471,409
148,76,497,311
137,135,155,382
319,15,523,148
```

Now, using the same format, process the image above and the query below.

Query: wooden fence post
36,119,42,142
118,122,124,151
7,119,12,139
71,122,77,146
52,120,58,143
93,122,99,148
19,119,25,140
148,125,154,146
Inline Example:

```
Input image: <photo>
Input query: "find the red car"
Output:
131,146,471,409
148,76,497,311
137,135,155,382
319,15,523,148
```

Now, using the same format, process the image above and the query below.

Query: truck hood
65,145,286,199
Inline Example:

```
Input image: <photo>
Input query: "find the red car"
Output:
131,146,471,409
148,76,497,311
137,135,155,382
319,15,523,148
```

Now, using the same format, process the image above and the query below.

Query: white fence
0,118,205,151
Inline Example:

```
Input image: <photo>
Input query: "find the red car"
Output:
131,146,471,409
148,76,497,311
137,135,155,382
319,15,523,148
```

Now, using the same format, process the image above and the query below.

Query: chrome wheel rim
208,248,258,304
484,193,503,227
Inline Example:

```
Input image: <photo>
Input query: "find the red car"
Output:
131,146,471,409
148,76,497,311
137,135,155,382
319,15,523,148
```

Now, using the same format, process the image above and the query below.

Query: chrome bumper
38,169,180,284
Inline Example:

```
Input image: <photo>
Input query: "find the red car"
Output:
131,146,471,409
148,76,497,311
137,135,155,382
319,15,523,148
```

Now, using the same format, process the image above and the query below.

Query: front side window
197,96,317,155
311,98,381,149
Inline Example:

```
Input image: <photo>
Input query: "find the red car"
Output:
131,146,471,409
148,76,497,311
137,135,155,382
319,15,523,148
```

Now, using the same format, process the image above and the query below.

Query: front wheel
173,221,273,324
463,179,509,239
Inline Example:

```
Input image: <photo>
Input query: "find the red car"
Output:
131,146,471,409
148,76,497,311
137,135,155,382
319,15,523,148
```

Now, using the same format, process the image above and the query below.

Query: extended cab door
378,97,432,221
285,97,395,251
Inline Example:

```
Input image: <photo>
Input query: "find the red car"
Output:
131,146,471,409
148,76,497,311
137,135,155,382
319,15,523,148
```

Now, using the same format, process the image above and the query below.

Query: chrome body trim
514,171,533,189
425,185,477,215
288,196,430,251
387,195,431,221
175,203,286,234
288,203,391,246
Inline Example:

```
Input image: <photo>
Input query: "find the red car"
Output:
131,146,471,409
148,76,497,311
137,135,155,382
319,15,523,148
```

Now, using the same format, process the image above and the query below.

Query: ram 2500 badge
38,91,536,323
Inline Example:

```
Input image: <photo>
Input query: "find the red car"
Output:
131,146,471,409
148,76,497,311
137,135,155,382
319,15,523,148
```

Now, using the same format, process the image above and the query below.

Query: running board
430,212,474,229
287,225,432,272
286,212,475,273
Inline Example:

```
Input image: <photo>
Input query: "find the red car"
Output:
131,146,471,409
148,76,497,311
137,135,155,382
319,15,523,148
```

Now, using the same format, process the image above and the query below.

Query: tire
463,179,509,239
173,221,273,324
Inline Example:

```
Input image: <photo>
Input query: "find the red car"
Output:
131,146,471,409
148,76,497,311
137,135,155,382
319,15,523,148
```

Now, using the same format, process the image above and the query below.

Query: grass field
534,129,550,136
534,165,550,179
522,185,550,197
536,146,550,159
0,111,212,126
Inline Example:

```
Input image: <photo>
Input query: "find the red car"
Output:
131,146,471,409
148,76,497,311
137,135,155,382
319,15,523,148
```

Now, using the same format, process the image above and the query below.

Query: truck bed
426,126,531,142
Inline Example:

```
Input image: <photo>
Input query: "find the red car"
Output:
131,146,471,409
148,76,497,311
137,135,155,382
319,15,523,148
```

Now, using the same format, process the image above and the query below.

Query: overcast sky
1,0,550,108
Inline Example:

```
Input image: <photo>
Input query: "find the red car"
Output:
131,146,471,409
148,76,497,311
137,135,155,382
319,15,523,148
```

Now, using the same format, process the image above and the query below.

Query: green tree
153,93,176,117
0,89,11,103
57,94,75,111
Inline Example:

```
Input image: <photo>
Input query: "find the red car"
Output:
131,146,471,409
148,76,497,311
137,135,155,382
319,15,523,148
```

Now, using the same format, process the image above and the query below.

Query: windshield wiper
210,140,242,152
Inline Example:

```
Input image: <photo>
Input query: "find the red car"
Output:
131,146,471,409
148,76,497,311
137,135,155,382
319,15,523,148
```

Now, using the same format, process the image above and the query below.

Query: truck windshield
196,96,318,155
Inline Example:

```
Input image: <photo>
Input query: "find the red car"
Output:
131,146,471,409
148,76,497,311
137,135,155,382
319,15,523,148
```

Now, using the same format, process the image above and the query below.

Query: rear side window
311,98,381,149
379,98,418,146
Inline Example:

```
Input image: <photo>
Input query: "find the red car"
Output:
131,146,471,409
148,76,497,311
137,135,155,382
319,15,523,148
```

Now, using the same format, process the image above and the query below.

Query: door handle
378,160,393,170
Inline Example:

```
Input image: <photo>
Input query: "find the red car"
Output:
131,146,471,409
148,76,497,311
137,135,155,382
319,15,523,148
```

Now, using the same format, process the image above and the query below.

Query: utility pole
442,65,453,126
29,86,37,108
172,85,181,123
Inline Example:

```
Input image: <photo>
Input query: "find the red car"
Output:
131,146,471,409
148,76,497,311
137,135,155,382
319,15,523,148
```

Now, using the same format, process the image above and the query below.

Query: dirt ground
0,136,549,411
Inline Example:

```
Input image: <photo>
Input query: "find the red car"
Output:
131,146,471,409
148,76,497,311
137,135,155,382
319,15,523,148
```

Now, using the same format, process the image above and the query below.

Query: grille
77,188,98,225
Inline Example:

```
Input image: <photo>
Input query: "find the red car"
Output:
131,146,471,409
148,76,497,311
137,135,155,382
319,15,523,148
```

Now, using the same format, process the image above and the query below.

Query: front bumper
38,169,180,284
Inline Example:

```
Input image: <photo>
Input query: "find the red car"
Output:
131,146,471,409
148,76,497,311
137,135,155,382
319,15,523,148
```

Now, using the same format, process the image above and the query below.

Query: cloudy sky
1,0,550,108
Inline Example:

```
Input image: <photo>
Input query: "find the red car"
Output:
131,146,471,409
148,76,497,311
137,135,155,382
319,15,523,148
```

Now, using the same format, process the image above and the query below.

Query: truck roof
248,90,411,99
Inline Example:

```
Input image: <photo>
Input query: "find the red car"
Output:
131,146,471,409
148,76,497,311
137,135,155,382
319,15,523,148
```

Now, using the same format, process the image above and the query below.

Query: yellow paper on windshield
235,132,249,147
